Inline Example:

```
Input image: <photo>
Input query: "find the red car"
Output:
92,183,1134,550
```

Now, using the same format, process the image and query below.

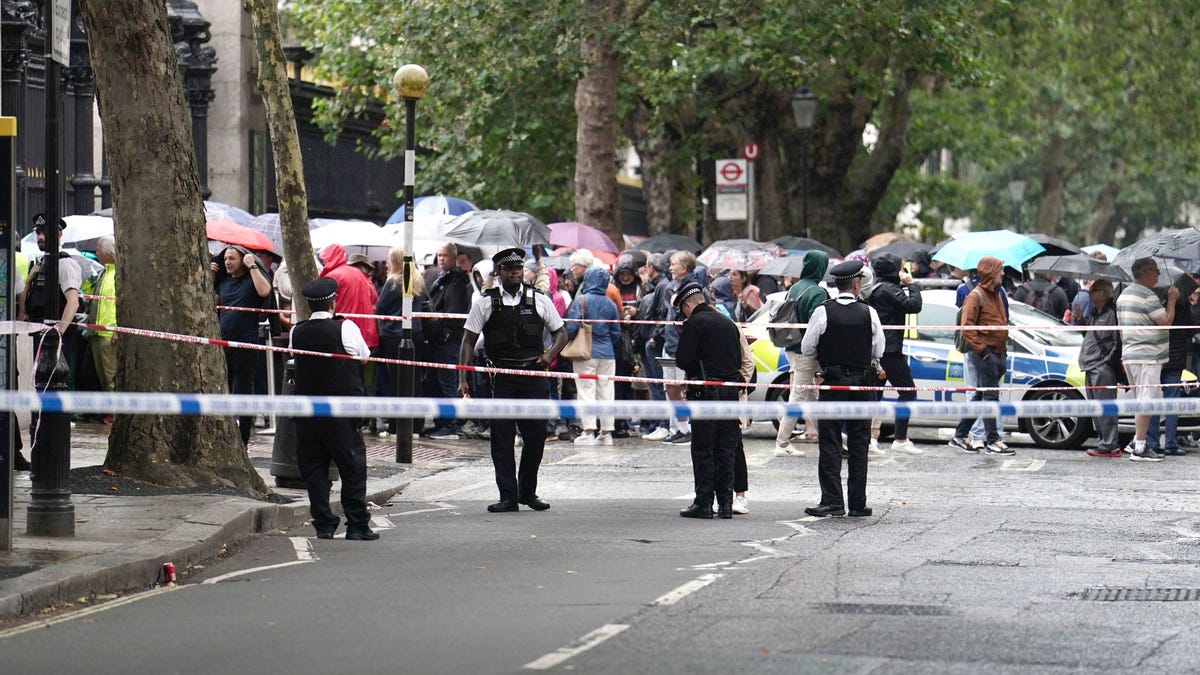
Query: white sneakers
890,439,924,455
597,432,614,446
641,427,670,441
712,495,750,514
774,443,805,457
574,433,598,446
868,438,884,455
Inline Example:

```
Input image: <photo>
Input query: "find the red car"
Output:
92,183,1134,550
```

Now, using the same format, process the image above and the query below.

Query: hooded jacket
867,253,922,354
319,244,379,348
959,256,1008,355
785,250,830,322
470,259,494,304
565,267,621,360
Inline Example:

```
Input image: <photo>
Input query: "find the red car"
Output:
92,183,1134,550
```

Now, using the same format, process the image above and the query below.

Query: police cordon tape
0,319,1185,396
2,390,1200,422
79,293,1190,332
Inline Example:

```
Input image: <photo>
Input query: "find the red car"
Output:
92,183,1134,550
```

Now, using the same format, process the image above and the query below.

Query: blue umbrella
932,229,1045,270
386,194,478,224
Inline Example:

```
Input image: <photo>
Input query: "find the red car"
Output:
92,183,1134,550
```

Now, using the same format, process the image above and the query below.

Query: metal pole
394,96,417,464
694,155,703,244
258,318,276,435
747,161,756,240
27,2,74,537
801,138,810,239
1,117,15,551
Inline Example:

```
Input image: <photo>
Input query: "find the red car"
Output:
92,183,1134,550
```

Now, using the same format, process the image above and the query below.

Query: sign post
51,0,71,66
0,116,15,551
715,159,747,222
742,142,759,239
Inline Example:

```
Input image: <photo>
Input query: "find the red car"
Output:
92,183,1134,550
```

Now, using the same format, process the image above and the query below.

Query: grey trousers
1086,364,1119,451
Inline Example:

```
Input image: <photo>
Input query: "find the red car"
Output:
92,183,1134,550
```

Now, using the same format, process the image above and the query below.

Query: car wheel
1022,386,1092,449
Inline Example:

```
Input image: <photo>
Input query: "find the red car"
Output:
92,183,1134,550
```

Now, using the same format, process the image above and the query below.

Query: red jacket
319,244,379,348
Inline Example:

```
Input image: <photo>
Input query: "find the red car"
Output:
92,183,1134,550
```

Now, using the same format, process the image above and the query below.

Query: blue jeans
1147,369,1183,451
961,352,999,441
641,340,667,431
955,349,1006,444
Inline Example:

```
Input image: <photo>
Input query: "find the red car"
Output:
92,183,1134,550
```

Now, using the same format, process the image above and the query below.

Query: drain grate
812,603,952,616
1080,588,1200,602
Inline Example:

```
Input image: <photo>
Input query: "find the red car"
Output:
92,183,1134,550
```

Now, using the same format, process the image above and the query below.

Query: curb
0,473,414,622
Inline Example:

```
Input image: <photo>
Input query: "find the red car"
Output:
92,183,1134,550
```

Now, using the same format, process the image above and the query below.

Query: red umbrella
206,219,273,252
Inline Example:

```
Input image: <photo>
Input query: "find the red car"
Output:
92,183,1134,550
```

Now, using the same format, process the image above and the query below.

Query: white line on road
1001,459,1046,472
371,516,395,530
390,505,457,517
652,573,723,606
523,623,629,670
425,481,492,501
201,560,313,584
0,585,186,640
777,519,818,536
292,536,318,561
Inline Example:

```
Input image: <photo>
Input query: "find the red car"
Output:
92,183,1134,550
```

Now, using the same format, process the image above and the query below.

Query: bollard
269,359,338,489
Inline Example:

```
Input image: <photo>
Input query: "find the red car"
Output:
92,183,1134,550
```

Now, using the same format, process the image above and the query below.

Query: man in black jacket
674,282,743,519
1147,281,1196,455
426,242,473,439
1078,280,1122,457
866,253,924,455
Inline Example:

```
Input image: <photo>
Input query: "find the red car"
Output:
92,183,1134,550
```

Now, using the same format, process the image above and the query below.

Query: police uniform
289,278,378,540
673,282,744,519
461,248,566,512
799,261,885,518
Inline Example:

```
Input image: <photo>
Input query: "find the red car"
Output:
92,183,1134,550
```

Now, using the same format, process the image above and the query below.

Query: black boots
679,500,714,519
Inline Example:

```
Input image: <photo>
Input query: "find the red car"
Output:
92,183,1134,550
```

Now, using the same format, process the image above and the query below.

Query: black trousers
225,345,258,446
295,417,370,534
817,389,872,511
688,389,740,501
880,351,916,440
490,371,550,502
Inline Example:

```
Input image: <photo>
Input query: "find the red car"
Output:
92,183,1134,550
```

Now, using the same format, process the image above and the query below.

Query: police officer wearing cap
674,281,744,519
459,247,567,513
289,278,378,540
799,260,885,518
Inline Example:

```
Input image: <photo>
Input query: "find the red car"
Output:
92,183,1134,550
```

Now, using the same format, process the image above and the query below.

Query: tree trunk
629,102,675,235
80,0,265,495
1086,158,1125,245
574,23,621,242
1036,134,1072,236
244,0,317,319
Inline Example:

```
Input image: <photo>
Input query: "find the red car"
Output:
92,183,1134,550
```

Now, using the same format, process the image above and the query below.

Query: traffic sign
742,142,759,161
715,159,747,188
715,159,748,221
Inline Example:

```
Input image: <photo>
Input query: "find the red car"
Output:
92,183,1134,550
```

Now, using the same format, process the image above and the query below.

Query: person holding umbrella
211,244,272,446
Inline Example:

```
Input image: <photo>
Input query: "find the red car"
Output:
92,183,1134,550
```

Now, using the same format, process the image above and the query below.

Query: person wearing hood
211,244,272,446
564,267,622,445
950,255,1014,455
774,249,830,457
866,253,924,455
319,244,379,350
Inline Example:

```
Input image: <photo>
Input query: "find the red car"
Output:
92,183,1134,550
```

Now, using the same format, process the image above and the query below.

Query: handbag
561,296,593,360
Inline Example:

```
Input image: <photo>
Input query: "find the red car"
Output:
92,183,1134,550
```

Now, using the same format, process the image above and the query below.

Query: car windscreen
1008,303,1083,348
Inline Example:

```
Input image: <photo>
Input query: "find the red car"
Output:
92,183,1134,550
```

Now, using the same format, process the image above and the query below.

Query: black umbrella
1113,255,1190,290
1027,233,1083,256
772,235,841,258
1115,228,1200,263
634,233,703,253
1026,254,1131,282
442,209,551,248
867,240,933,262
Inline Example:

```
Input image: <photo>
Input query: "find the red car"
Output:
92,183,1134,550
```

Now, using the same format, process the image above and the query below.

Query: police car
743,288,1198,449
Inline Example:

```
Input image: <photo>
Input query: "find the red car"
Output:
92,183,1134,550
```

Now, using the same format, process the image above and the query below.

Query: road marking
523,623,629,670
201,560,313,584
1000,459,1046,472
292,536,318,561
652,573,723,606
555,451,607,465
426,481,491,501
371,516,395,530
390,504,457,517
778,519,817,536
0,585,186,640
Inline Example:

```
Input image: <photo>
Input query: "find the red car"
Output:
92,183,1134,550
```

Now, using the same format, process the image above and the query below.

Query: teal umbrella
932,230,1045,270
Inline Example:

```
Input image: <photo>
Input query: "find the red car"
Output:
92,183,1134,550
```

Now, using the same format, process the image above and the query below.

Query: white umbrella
21,215,114,254
309,220,396,260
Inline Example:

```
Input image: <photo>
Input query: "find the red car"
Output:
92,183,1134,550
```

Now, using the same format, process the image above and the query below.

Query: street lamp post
392,64,429,464
790,86,818,239
1008,179,1027,233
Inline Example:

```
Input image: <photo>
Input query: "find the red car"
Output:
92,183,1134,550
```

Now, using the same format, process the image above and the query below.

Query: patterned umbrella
697,239,784,271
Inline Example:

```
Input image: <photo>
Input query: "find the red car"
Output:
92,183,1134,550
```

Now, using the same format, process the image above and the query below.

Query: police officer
799,260,885,518
459,248,567,513
673,282,744,519
289,278,378,540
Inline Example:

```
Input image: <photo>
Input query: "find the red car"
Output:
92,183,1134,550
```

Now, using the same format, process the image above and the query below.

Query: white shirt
800,293,885,360
289,311,371,362
463,284,564,334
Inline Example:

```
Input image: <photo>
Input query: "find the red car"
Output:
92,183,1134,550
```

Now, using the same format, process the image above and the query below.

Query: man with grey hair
89,235,118,400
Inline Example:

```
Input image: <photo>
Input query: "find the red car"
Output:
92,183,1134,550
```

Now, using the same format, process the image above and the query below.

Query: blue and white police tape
2,391,1200,421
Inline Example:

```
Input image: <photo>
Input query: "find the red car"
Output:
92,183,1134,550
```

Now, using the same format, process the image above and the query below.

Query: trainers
949,436,977,453
868,438,884,455
1129,445,1164,462
732,495,749,515
1087,448,1123,458
667,432,692,445
426,428,460,441
774,443,805,457
985,440,1014,455
891,439,923,455
574,433,598,446
641,427,670,441
597,432,614,446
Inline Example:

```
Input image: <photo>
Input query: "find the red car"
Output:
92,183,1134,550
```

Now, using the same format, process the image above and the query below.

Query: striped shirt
1116,283,1167,364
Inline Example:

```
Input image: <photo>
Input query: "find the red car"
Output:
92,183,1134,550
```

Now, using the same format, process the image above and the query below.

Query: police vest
291,318,364,396
24,252,70,323
816,299,872,370
482,285,545,363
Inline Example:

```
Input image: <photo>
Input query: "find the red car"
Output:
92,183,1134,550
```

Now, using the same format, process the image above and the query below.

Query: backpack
768,285,824,349
1027,283,1055,315
955,287,983,353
